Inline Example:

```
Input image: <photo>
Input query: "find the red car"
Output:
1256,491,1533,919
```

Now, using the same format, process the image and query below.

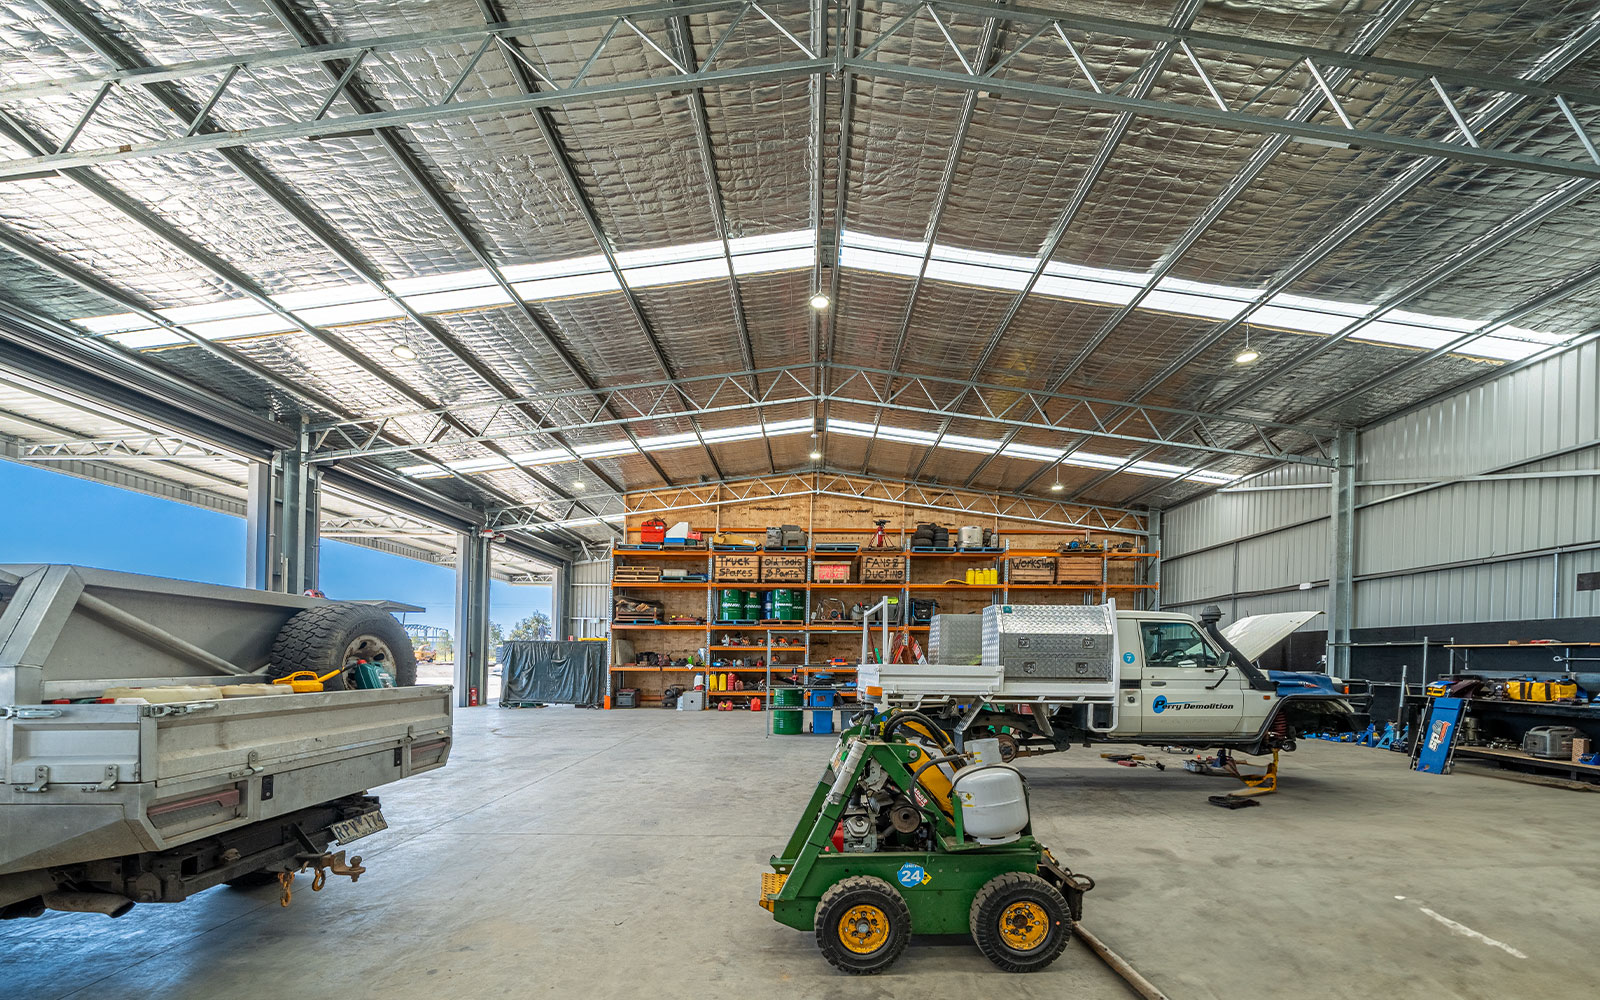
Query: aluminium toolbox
981,603,1116,680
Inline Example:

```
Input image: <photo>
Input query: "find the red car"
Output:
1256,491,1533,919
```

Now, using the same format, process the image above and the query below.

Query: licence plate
330,810,388,845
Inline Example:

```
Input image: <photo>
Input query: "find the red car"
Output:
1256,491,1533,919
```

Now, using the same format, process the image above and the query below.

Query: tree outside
508,612,552,641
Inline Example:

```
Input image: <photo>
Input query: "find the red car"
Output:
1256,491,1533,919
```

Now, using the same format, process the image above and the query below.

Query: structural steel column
455,531,492,707
1328,428,1357,677
245,444,320,594
1146,509,1162,611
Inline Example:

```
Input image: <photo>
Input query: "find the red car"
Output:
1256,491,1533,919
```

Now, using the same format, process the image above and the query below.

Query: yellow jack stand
1186,749,1280,808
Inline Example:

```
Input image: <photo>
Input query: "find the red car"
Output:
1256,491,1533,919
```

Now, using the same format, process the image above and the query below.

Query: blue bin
808,689,836,734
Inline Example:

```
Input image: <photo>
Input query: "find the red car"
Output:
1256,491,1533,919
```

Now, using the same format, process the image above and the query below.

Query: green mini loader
760,711,1093,974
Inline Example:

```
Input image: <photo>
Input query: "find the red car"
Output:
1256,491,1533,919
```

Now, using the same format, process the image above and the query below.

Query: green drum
773,588,800,621
719,589,745,620
745,591,762,620
773,687,803,734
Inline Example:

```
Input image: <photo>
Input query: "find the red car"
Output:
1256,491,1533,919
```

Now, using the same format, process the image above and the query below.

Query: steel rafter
1029,10,1600,501
7,2,619,533
258,0,645,501
664,1,777,474
14,434,237,463
816,0,860,472
0,1,828,181
8,1,1600,185
485,469,1148,534
858,6,1002,474
302,362,1336,470
451,0,724,483
906,0,1203,482
1104,166,1600,508
259,0,668,496
984,0,1422,491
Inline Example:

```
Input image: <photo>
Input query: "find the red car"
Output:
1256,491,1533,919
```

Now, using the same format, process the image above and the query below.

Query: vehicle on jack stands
856,603,1368,775
761,710,1094,974
0,565,450,920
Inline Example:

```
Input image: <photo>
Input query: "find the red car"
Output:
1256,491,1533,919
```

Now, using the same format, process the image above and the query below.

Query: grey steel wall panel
1161,341,1599,629
571,559,611,638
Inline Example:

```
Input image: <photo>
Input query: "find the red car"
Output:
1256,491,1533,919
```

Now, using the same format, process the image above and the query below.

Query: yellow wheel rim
837,904,891,954
998,901,1050,951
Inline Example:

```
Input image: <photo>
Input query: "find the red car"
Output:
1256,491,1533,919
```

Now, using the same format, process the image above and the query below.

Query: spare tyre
267,603,417,690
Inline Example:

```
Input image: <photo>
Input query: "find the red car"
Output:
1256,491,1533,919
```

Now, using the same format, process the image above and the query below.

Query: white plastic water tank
950,765,1029,845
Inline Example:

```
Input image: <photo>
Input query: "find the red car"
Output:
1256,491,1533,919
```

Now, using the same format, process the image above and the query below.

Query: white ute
856,602,1366,761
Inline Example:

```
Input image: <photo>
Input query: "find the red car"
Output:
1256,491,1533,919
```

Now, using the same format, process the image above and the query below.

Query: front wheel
814,876,911,975
970,872,1071,973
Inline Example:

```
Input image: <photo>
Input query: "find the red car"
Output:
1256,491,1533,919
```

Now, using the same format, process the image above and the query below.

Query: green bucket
719,589,745,620
773,687,804,734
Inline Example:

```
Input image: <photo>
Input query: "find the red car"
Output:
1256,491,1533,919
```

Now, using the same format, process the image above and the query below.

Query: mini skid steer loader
759,710,1093,974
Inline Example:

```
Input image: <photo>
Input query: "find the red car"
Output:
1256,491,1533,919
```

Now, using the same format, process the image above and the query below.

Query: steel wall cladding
1162,340,1600,630
980,604,1117,680
570,559,612,637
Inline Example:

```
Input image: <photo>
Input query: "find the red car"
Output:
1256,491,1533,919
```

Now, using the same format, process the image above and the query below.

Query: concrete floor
3,708,1594,1000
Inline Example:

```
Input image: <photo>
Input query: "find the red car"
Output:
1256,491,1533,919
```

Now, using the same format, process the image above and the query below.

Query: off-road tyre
267,603,416,690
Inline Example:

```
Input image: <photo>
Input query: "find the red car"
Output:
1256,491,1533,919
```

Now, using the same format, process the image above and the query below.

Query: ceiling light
391,344,417,361
1050,481,1064,492
1234,324,1260,365
809,292,830,310
571,480,586,490
809,450,823,460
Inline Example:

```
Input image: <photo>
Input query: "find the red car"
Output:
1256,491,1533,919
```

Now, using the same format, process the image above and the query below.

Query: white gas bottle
950,764,1029,845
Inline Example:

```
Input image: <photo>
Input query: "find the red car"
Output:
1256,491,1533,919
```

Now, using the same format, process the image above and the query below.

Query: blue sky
0,458,550,634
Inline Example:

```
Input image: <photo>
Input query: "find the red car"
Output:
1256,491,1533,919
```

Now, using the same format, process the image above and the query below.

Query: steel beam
454,530,493,708
1328,429,1356,677
246,444,321,595
9,1,1600,185
910,0,1203,482
995,0,1422,493
486,469,1148,535
303,362,1334,470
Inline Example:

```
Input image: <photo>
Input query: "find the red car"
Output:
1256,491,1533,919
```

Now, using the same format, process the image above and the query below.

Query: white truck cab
857,603,1362,758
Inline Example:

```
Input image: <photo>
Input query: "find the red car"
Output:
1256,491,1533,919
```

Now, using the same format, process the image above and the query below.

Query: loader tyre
814,876,911,975
267,604,416,690
970,872,1071,973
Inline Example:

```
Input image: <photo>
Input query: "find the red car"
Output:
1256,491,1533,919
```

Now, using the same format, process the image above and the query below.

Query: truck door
1136,621,1244,736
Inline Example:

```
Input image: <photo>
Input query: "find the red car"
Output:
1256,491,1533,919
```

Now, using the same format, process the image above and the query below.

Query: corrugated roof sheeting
1282,163,1575,304
0,247,115,319
0,176,235,307
1370,0,1600,74
700,76,812,236
734,269,811,369
2,0,1599,542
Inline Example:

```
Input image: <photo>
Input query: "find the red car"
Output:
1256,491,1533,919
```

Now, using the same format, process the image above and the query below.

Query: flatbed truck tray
1,685,451,876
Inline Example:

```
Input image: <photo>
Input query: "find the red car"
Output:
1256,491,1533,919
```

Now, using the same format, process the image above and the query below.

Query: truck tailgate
2,686,450,875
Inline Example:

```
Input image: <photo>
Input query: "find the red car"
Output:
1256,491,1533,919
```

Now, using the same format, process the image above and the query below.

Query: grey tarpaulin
500,640,607,707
